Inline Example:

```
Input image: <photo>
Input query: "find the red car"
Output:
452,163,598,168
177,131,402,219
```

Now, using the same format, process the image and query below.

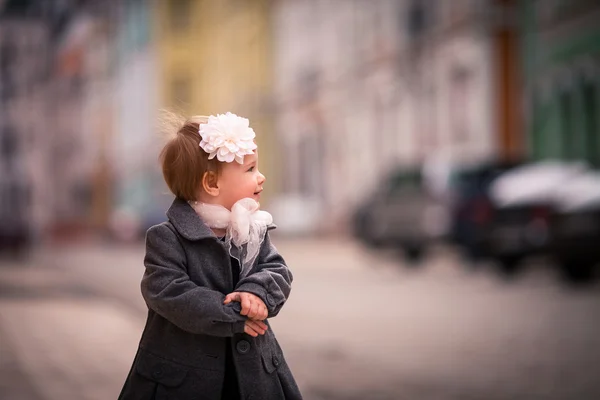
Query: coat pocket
135,350,188,387
261,341,283,374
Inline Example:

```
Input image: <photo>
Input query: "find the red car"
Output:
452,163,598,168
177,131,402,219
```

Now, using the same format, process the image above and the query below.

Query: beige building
271,0,501,233
155,0,277,202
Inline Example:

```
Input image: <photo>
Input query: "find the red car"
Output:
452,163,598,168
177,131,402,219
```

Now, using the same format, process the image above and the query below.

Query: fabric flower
199,112,257,164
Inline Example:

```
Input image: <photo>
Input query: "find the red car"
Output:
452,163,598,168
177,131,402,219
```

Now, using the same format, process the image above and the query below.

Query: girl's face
214,150,266,210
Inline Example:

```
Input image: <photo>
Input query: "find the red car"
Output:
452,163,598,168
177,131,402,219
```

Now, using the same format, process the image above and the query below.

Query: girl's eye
247,166,254,172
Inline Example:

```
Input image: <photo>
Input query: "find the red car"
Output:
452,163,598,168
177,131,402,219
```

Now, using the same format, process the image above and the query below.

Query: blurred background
1,0,600,399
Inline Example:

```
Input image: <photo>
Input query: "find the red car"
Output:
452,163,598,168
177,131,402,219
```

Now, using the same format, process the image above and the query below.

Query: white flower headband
199,112,257,164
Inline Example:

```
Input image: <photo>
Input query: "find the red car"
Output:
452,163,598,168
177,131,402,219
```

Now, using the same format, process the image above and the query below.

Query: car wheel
402,244,425,265
496,255,522,279
558,258,596,284
463,245,487,263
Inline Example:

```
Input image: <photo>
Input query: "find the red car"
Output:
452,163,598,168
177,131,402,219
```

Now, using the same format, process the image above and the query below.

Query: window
559,91,573,159
124,0,150,51
168,0,192,33
1,127,17,159
450,66,471,142
0,43,15,101
407,0,426,39
582,80,598,164
387,169,422,195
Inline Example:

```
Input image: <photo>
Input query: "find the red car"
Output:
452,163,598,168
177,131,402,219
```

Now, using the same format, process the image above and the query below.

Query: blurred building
1,0,543,242
109,0,162,240
1,0,280,244
519,0,600,165
103,0,277,240
0,0,50,248
0,0,122,244
44,0,120,239
79,2,121,233
271,0,521,233
155,0,277,203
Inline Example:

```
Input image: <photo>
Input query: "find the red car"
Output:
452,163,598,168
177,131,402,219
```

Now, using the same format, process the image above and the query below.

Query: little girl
118,112,302,400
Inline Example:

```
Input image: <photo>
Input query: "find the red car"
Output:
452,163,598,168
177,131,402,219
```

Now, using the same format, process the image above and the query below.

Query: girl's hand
244,319,268,337
224,292,268,320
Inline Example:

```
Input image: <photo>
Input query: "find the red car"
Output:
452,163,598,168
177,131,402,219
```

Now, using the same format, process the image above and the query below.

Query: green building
519,0,600,165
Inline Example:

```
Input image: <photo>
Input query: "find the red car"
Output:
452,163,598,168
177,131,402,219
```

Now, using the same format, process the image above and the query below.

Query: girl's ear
202,171,219,197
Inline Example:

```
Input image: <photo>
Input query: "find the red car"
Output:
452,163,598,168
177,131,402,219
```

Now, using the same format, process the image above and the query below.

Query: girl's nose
258,171,266,184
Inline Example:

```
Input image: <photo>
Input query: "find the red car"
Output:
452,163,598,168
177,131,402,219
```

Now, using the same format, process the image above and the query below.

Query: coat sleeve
235,232,293,318
141,224,247,336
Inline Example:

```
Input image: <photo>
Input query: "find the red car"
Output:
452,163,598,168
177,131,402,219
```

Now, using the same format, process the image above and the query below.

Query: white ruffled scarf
188,198,273,278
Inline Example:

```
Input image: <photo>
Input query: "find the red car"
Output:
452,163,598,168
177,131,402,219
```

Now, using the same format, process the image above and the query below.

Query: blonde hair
159,111,222,201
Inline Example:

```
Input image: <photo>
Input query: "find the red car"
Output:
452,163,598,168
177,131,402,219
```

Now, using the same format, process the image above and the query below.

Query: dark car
486,201,554,274
448,160,522,262
352,160,522,264
487,162,599,281
550,172,600,282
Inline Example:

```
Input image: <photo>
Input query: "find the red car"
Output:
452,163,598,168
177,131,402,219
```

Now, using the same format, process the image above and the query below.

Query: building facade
0,5,50,247
109,0,163,239
0,0,122,242
271,0,513,233
47,1,121,238
519,0,600,164
155,0,276,202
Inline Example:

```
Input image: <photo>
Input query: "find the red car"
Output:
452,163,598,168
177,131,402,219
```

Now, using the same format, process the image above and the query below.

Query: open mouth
254,190,262,196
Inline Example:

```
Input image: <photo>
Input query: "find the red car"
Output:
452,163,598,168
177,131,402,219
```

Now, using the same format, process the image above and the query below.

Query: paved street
1,237,600,400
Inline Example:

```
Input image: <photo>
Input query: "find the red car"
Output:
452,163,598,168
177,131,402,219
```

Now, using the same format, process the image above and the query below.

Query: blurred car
448,160,522,262
488,161,600,280
550,170,600,281
486,201,554,274
351,167,445,262
352,160,520,264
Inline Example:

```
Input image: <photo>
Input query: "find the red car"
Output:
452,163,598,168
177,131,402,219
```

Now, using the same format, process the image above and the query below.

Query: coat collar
166,197,277,241
166,197,216,241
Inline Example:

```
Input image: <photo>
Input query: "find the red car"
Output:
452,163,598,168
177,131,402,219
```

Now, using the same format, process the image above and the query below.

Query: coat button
153,369,162,378
236,340,251,354
272,355,280,367
266,294,275,306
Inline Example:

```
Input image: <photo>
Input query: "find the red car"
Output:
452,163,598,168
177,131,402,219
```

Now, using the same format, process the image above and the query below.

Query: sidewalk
0,256,143,400
4,239,599,400
0,320,44,400
0,239,484,400
0,238,407,400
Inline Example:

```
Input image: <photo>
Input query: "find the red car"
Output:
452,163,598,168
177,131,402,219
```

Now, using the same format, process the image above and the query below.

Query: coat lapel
166,197,216,241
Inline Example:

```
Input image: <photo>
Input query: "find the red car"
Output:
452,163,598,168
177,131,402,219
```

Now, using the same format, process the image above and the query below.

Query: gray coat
118,198,302,400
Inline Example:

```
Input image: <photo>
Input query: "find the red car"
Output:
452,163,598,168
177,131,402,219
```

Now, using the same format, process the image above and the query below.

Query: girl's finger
244,324,258,337
224,292,240,304
255,305,264,320
253,320,268,331
241,295,251,316
249,302,259,319
251,321,267,335
260,305,268,320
